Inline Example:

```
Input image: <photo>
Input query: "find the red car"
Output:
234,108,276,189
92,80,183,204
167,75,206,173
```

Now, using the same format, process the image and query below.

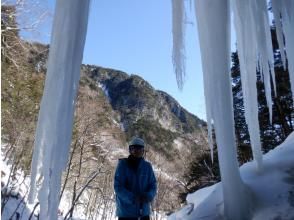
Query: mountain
80,65,207,163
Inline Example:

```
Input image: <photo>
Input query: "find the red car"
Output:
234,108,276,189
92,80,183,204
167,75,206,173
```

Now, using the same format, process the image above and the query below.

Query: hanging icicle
171,0,186,90
272,0,294,105
231,0,266,171
194,1,251,219
28,1,90,219
271,1,286,70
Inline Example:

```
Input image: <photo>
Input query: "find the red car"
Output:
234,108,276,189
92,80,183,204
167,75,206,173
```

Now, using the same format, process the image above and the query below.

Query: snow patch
98,82,111,102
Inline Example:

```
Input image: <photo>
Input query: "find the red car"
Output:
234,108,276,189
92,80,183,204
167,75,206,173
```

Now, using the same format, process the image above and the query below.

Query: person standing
114,137,157,220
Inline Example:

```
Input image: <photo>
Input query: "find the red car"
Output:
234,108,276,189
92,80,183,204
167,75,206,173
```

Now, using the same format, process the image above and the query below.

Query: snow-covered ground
168,132,294,220
1,154,116,220
2,133,294,220
1,148,166,220
1,154,39,220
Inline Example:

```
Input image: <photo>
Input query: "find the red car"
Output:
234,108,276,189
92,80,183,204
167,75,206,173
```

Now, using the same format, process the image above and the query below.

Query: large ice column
194,1,251,219
272,0,294,105
28,1,90,219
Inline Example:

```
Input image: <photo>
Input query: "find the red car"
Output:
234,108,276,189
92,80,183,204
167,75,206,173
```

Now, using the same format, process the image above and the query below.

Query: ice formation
272,0,294,104
28,0,90,219
231,0,270,171
171,0,186,90
172,0,294,219
194,1,251,219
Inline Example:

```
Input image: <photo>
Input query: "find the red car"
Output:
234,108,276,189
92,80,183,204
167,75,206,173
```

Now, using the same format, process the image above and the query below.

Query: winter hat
129,137,145,149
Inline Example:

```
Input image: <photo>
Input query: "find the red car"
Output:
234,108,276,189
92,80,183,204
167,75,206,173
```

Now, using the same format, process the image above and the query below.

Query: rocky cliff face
82,65,206,132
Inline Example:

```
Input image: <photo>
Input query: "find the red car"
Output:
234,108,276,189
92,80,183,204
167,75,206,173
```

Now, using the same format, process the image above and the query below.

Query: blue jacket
114,157,157,217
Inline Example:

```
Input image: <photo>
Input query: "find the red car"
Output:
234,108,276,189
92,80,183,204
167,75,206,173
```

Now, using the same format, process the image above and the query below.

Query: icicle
171,0,213,162
253,0,276,116
231,0,265,171
171,0,186,90
194,0,251,219
272,0,294,105
272,0,287,70
28,1,90,219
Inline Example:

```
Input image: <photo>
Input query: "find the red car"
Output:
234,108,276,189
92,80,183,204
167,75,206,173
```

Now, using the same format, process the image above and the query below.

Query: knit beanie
129,137,145,150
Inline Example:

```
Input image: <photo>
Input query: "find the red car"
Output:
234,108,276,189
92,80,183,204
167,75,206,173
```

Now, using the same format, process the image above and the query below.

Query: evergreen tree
179,148,220,203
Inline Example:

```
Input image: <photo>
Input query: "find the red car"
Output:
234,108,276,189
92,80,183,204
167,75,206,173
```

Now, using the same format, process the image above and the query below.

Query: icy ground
168,132,294,220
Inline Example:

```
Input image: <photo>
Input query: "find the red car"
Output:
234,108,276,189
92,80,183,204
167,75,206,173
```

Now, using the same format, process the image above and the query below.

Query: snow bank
168,132,294,220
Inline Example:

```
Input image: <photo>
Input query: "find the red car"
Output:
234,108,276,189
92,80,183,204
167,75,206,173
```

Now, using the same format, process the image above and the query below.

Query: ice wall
28,1,90,219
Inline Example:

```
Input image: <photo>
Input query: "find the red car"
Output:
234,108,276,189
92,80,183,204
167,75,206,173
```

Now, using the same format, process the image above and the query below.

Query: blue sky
20,0,209,120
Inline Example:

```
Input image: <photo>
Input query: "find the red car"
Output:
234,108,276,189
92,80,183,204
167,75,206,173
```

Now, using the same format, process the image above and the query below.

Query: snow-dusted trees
1,4,48,174
171,0,294,219
59,91,117,220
